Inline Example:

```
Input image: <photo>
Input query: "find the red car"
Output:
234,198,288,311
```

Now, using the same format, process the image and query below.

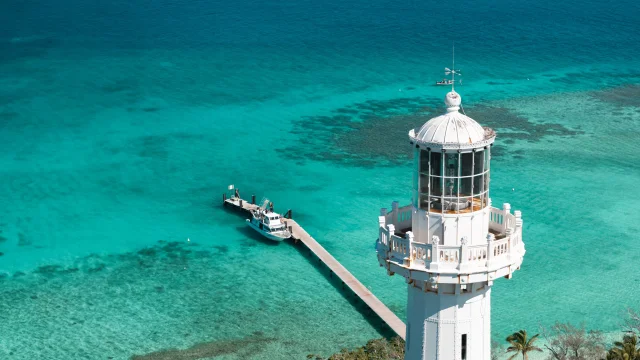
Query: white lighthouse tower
376,89,526,359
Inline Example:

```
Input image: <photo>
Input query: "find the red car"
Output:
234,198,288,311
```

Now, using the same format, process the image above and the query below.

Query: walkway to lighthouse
223,196,406,340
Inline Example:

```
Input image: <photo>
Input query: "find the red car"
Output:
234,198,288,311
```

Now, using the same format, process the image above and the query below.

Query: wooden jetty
223,194,406,340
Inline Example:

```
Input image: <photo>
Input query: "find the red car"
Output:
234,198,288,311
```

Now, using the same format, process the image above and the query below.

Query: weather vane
444,44,461,91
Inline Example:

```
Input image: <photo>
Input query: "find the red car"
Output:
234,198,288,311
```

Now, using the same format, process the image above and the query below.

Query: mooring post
239,199,243,208
251,195,255,204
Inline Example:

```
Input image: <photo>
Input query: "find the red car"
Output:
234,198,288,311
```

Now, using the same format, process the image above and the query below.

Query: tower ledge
376,202,525,286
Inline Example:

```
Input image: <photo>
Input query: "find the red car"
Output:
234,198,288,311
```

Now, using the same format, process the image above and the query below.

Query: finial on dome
445,91,461,112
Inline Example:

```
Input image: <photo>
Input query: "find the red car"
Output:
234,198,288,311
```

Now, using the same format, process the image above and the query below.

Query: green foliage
506,330,543,360
604,334,640,360
308,337,405,360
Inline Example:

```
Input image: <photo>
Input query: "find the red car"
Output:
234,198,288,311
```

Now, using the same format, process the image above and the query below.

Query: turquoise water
1,0,640,358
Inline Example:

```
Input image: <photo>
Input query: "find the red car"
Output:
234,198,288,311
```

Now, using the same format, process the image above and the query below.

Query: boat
246,199,291,242
435,79,454,85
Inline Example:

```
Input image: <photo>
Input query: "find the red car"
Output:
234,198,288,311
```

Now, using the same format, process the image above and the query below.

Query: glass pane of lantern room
445,153,459,178
474,150,484,174
420,150,429,173
444,177,459,198
430,151,442,176
461,152,473,176
460,177,472,197
473,174,484,196
484,172,490,193
419,192,430,210
430,176,442,197
430,176,442,211
419,173,429,194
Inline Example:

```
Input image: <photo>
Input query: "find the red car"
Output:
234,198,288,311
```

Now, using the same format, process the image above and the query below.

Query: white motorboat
246,199,291,242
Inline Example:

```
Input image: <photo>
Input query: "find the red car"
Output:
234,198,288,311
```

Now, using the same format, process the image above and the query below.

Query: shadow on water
286,237,397,339
234,225,282,246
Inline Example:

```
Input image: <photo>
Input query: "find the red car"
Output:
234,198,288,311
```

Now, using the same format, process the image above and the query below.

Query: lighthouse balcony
376,202,525,284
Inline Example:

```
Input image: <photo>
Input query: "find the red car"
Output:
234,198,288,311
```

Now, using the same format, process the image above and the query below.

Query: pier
223,195,406,340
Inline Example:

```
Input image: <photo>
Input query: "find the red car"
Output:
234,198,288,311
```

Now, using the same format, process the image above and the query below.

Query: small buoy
527,78,530,80
398,88,402,92
512,188,515,192
187,238,190,242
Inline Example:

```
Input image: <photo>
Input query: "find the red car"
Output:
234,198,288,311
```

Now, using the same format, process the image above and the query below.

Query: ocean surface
1,0,640,358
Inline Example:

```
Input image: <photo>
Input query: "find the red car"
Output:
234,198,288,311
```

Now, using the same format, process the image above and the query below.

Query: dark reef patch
35,265,63,276
138,247,157,257
589,84,640,108
466,105,583,144
21,241,208,280
279,97,583,166
213,245,229,254
130,334,277,360
86,263,106,273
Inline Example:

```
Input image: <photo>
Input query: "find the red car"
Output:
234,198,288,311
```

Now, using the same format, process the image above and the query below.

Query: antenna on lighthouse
444,44,461,91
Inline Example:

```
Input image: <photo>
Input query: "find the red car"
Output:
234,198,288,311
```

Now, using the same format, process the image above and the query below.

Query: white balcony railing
377,202,524,274
381,201,413,235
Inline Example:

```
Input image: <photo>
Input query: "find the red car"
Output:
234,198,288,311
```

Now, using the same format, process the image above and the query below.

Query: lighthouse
376,90,526,359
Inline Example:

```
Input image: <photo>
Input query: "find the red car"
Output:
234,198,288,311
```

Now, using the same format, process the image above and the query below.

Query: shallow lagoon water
1,0,640,358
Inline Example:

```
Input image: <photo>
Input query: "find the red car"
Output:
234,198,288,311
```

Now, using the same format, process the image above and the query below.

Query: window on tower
461,334,467,360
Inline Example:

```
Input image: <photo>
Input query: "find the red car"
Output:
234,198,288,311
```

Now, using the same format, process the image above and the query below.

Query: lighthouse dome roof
409,91,495,150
